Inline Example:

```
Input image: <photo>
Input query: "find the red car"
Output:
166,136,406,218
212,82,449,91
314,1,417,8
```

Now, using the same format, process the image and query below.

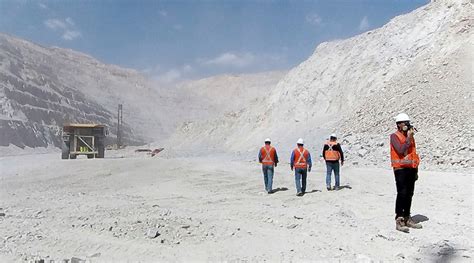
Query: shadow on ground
271,187,288,193
302,189,321,195
412,214,429,223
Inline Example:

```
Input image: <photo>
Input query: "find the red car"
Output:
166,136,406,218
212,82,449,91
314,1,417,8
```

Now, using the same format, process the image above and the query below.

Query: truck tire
70,154,77,159
87,154,94,159
97,138,105,158
61,141,70,159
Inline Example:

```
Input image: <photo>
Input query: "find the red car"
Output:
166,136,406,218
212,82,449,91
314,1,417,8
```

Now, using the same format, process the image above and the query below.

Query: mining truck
61,124,107,159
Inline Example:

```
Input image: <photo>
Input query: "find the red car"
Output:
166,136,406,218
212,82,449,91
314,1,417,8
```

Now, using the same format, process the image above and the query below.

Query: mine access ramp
61,124,107,159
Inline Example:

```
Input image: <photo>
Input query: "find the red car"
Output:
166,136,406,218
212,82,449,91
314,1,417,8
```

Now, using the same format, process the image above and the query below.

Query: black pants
295,168,307,193
302,171,307,193
394,168,418,218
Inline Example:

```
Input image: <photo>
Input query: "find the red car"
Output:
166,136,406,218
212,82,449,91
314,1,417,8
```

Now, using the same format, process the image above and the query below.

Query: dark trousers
294,168,307,193
394,168,418,218
261,165,274,192
325,161,340,187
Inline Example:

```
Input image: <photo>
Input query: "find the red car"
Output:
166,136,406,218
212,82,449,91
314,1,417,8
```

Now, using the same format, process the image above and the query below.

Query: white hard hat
264,138,271,143
395,113,410,122
297,138,304,145
330,133,337,138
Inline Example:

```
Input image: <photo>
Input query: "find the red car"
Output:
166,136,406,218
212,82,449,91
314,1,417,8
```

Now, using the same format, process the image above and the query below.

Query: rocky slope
338,35,473,170
175,71,285,121
336,0,473,169
0,33,285,151
0,33,163,148
167,0,473,170
1,0,471,170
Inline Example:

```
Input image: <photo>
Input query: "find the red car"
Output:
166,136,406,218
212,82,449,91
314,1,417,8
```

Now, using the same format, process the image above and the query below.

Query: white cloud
39,3,48,9
358,16,370,31
44,18,82,41
146,51,285,84
159,69,182,83
44,19,67,30
182,64,192,73
65,17,75,26
62,30,81,40
201,52,256,68
306,13,322,26
141,65,161,75
146,64,194,84
197,51,286,73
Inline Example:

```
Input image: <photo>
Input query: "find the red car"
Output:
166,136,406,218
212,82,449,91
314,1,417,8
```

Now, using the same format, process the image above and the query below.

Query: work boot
334,186,340,191
296,192,303,196
327,186,332,191
405,217,422,229
395,217,410,233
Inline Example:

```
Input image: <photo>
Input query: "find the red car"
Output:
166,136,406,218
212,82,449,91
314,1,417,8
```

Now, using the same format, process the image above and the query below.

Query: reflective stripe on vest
324,141,340,161
261,146,275,165
294,148,308,168
390,131,420,168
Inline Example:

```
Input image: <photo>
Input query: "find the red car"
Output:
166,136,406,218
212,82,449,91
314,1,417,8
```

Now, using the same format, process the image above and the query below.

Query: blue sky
0,0,428,83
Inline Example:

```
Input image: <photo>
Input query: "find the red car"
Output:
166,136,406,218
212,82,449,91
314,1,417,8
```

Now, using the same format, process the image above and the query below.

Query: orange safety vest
293,147,309,169
390,131,420,168
260,146,276,166
324,140,341,161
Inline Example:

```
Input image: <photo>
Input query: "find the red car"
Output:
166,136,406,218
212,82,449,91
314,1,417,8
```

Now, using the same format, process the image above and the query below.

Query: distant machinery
61,124,107,159
117,104,123,148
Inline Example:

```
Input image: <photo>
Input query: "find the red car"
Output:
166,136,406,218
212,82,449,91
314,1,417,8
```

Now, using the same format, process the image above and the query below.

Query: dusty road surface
0,151,472,262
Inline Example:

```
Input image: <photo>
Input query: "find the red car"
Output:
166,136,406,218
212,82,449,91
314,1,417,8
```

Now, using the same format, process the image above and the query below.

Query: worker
322,134,344,191
391,113,422,233
290,138,312,196
258,138,279,194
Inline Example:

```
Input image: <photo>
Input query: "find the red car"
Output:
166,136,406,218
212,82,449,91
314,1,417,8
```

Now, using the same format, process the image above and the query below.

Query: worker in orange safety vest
290,138,312,196
322,134,344,191
390,113,422,233
258,138,279,194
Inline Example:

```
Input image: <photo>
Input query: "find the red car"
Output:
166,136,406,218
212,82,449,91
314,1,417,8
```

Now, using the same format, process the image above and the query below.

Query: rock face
163,72,285,157
167,0,473,170
335,0,473,170
0,33,152,148
0,32,286,150
1,0,471,170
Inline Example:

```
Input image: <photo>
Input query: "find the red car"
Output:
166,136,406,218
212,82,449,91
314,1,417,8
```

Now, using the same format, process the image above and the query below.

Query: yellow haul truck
61,124,107,159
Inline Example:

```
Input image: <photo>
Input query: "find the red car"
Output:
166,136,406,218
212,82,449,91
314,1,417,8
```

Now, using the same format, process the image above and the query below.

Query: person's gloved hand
275,163,277,167
308,167,311,172
290,166,293,171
